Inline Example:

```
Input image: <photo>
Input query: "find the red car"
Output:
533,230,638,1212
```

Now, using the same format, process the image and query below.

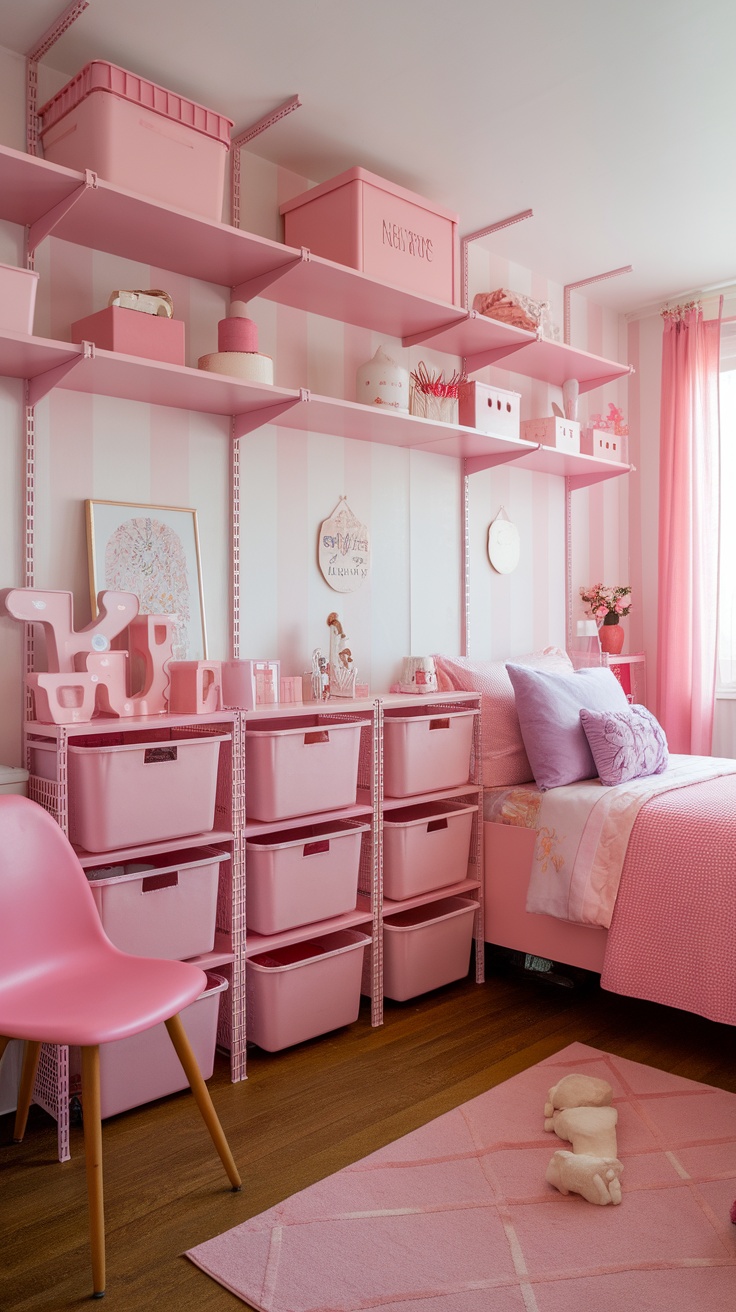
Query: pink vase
598,620,624,656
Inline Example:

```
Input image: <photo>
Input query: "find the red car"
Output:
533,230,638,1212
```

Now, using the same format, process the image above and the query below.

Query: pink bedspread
601,773,736,1025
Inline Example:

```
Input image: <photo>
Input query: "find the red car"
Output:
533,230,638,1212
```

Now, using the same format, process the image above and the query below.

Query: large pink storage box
457,381,521,439
67,733,228,852
0,263,39,335
245,820,368,934
71,305,185,365
245,717,369,821
86,846,227,959
383,801,477,900
246,928,371,1051
382,896,479,1001
38,61,233,221
91,972,226,1118
382,708,477,797
280,167,459,304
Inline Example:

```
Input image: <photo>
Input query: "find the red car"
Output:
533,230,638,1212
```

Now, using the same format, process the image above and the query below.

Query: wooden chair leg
80,1045,106,1299
13,1040,41,1143
0,1035,10,1064
164,1014,241,1190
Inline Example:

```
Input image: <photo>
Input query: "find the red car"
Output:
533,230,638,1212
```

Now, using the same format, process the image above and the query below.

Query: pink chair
0,795,241,1298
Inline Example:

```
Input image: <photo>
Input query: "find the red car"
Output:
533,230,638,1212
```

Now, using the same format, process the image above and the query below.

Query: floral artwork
86,501,207,660
580,584,632,624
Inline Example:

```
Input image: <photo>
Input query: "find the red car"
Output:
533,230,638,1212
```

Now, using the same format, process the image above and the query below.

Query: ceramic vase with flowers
579,584,631,656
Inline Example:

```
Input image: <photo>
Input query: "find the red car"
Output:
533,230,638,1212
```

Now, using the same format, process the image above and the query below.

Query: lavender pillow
506,664,629,789
580,705,669,786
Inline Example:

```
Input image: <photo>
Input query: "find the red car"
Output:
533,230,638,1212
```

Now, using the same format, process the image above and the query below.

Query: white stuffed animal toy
546,1150,623,1206
544,1073,613,1120
543,1072,622,1206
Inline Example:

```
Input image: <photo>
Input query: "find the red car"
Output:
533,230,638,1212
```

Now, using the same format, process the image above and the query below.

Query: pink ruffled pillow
432,648,573,786
580,705,669,786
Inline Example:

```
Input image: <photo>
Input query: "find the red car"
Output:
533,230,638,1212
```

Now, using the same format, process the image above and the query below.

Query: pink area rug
187,1043,736,1310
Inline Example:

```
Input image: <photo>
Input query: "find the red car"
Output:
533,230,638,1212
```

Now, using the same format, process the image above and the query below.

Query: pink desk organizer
168,661,223,714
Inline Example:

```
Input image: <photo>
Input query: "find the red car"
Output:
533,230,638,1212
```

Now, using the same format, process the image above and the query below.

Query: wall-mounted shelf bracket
27,341,93,408
463,338,533,375
26,170,98,257
230,95,302,230
460,209,533,310
563,265,633,344
402,314,469,350
232,393,303,440
464,444,541,477
231,248,309,303
577,363,635,395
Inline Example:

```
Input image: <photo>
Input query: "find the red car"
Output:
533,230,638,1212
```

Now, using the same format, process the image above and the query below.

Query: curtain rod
626,284,736,323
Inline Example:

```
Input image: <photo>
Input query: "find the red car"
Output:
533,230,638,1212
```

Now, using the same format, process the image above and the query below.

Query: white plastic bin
0,263,39,336
245,820,368,934
383,801,477,899
86,847,227,959
246,928,370,1051
0,765,29,796
93,972,227,1118
67,733,227,851
245,717,369,821
382,896,479,1000
383,708,477,797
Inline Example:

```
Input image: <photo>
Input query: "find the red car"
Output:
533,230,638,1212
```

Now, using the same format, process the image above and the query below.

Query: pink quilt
601,773,736,1026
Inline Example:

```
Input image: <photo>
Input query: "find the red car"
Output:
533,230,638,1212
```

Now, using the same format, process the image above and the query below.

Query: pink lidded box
457,381,521,439
38,61,233,221
280,167,459,304
71,305,185,365
521,416,580,454
0,263,39,335
580,428,628,462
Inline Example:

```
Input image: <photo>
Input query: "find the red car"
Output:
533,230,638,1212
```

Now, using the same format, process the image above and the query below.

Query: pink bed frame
483,821,607,972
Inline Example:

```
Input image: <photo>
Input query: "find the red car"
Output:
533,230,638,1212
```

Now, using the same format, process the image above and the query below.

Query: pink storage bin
382,896,479,1001
520,417,581,454
457,381,521,439
67,732,228,852
245,820,368,934
38,61,233,221
280,167,459,305
0,262,39,335
89,972,227,1118
70,305,185,365
246,928,371,1051
383,800,477,900
86,846,227,959
382,708,477,798
245,717,369,821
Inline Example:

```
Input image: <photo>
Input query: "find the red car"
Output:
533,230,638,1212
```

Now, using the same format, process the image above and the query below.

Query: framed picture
86,500,207,660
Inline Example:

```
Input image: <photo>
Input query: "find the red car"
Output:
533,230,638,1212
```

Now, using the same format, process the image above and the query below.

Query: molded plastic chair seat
0,794,240,1299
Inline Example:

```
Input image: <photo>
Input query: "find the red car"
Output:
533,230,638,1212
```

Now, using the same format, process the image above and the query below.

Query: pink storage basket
38,61,233,221
67,733,227,852
245,717,369,821
382,896,479,1001
245,820,368,934
246,928,370,1051
383,800,476,900
382,708,477,797
86,846,227,959
0,263,39,335
90,972,227,1118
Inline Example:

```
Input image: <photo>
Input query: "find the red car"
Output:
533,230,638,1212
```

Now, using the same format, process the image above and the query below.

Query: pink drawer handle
144,745,178,764
303,840,330,857
304,730,330,745
141,871,179,893
429,718,450,731
426,818,449,833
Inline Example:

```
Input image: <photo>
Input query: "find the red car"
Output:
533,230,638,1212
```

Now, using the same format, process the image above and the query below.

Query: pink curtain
657,304,721,753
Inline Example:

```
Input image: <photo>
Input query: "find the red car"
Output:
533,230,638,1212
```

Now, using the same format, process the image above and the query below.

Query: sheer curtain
657,303,721,754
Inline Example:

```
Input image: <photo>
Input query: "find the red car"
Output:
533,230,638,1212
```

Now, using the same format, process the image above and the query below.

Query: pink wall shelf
244,905,373,959
382,877,481,918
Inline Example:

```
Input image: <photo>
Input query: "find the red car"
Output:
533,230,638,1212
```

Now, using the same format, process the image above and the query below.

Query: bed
433,650,736,1026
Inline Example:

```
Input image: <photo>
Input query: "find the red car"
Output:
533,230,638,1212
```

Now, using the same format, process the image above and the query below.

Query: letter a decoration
318,497,370,593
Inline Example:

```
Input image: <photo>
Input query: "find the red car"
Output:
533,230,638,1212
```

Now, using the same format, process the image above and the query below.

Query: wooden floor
2,950,735,1310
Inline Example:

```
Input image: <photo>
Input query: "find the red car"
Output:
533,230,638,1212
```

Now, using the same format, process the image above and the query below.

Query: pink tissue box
71,305,185,365
280,167,459,304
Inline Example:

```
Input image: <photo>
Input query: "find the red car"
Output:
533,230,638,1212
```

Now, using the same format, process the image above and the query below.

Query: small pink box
521,416,580,453
280,167,459,304
382,707,477,798
39,61,232,221
246,929,370,1051
382,896,478,1001
382,801,477,900
0,262,39,335
457,381,520,438
71,305,185,364
580,428,628,462
221,659,279,710
279,676,303,704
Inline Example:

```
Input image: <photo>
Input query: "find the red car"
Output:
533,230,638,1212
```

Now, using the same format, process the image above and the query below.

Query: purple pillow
580,705,669,786
506,664,629,789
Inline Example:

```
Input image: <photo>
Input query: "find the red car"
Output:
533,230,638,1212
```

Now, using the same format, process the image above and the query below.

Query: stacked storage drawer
244,714,372,1050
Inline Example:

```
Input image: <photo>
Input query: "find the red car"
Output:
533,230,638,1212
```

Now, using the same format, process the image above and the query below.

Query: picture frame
86,500,207,661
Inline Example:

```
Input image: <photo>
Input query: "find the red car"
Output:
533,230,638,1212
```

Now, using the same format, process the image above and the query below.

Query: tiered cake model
198,300,273,383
